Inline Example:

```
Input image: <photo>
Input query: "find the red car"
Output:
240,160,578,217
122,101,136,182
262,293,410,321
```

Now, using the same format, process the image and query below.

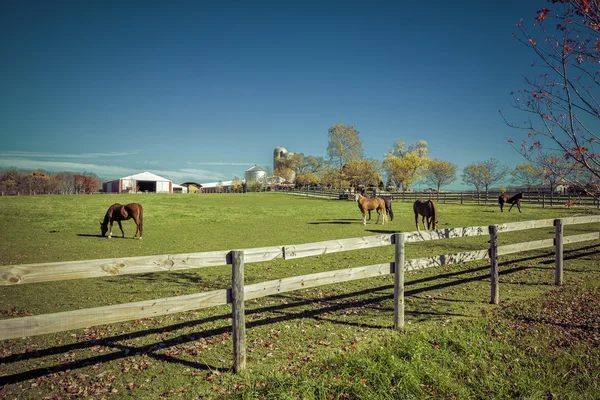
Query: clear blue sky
0,0,544,189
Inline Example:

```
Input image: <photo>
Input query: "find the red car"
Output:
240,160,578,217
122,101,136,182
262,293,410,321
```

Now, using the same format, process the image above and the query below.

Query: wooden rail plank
283,235,391,260
403,226,489,243
560,215,600,226
563,232,600,244
496,219,555,233
0,246,283,286
0,289,228,341
404,250,489,271
497,239,555,255
244,263,394,300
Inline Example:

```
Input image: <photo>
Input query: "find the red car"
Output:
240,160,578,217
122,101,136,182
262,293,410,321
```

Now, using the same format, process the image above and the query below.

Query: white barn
102,171,173,193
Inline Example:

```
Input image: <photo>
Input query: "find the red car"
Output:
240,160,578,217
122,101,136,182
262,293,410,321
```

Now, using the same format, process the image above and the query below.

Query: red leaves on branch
529,38,538,45
535,8,551,23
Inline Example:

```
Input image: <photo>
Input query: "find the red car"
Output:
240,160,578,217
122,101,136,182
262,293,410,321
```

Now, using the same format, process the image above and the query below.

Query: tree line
274,123,592,194
0,170,102,195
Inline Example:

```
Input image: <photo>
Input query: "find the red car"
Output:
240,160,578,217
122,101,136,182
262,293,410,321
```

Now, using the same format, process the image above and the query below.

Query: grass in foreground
0,193,599,398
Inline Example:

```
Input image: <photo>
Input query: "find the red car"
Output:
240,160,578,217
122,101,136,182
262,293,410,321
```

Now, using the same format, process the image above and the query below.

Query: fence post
542,193,545,208
554,219,563,285
489,225,499,305
460,193,463,205
393,233,405,331
231,250,246,372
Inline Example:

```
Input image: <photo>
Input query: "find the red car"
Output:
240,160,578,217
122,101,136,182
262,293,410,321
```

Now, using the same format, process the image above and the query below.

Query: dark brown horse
413,199,438,231
354,192,387,225
498,192,523,213
100,203,144,239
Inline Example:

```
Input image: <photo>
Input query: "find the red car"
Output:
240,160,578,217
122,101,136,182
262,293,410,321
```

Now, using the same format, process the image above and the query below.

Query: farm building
180,182,203,193
102,171,173,193
200,180,234,193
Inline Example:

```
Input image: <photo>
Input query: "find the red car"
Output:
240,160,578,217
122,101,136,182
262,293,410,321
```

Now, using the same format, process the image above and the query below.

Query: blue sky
1,0,544,189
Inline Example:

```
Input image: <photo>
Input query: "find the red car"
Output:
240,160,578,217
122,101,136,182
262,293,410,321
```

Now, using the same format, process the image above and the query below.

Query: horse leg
117,221,125,238
508,203,514,212
108,221,114,239
516,201,521,213
414,212,420,231
362,211,367,225
133,218,140,239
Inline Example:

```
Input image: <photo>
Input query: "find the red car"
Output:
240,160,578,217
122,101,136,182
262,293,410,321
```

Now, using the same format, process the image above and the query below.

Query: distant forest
0,168,103,195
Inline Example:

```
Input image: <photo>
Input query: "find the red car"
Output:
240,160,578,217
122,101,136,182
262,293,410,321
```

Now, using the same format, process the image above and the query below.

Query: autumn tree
231,176,243,192
504,0,600,197
326,124,363,188
290,154,325,188
462,158,509,193
423,159,457,193
511,163,543,191
383,140,430,191
343,159,382,188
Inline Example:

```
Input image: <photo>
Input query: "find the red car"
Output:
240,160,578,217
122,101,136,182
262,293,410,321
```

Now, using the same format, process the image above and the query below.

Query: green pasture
0,193,599,399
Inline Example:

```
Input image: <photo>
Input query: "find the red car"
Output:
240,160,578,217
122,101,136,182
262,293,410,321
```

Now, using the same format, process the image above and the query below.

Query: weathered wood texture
231,251,246,373
283,235,391,259
489,225,499,305
393,233,405,331
244,263,394,300
0,289,228,341
0,246,283,286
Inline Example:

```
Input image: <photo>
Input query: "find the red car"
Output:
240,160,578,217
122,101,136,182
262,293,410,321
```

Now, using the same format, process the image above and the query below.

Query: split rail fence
0,216,599,372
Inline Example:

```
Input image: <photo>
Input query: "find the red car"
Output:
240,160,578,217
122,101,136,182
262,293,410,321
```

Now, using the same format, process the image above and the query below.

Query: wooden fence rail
293,188,600,209
0,216,599,372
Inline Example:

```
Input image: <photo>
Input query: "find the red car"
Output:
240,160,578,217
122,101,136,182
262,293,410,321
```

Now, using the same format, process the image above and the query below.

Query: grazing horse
498,192,523,213
358,189,394,222
100,203,144,239
413,199,438,231
354,192,387,225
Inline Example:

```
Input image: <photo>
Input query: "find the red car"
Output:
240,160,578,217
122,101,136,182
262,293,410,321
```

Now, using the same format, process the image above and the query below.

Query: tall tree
326,124,364,187
423,159,457,192
462,158,509,193
383,140,430,191
504,0,600,197
343,159,381,188
511,163,543,191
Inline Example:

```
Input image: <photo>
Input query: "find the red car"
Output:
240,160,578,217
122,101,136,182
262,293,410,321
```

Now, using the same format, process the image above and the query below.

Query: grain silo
273,146,295,182
245,165,268,183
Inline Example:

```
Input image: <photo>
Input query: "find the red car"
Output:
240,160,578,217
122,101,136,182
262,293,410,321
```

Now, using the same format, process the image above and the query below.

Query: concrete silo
273,146,295,182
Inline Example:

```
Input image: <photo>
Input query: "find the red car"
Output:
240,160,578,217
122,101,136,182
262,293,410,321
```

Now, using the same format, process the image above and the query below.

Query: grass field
0,192,599,399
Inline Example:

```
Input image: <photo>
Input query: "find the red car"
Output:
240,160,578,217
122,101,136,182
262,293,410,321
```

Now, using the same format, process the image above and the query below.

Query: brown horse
413,199,438,231
498,192,523,213
357,188,394,222
354,192,387,225
100,203,144,239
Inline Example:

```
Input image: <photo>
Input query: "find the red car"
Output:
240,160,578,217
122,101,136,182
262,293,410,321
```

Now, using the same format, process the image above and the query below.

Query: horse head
100,221,108,237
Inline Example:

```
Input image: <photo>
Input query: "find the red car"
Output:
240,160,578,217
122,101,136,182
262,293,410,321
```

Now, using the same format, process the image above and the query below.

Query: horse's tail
430,200,438,229
385,198,394,221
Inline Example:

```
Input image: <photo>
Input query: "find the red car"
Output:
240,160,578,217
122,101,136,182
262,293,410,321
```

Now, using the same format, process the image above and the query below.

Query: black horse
498,192,523,213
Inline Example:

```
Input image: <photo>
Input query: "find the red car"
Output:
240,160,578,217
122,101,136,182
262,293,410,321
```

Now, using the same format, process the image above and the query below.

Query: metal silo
245,165,268,183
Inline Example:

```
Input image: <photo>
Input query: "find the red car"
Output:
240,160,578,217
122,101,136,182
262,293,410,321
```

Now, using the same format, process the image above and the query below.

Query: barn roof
245,165,267,172
121,171,172,182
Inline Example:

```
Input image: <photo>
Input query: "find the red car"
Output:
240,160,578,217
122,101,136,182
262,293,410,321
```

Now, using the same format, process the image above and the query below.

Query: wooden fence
293,188,600,208
0,216,599,372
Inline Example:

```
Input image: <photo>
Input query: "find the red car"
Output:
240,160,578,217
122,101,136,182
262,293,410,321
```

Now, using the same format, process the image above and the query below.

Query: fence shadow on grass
0,253,551,386
4,240,596,386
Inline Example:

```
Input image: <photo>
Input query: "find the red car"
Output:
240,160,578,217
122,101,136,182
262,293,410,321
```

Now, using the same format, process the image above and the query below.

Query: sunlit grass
0,193,599,399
